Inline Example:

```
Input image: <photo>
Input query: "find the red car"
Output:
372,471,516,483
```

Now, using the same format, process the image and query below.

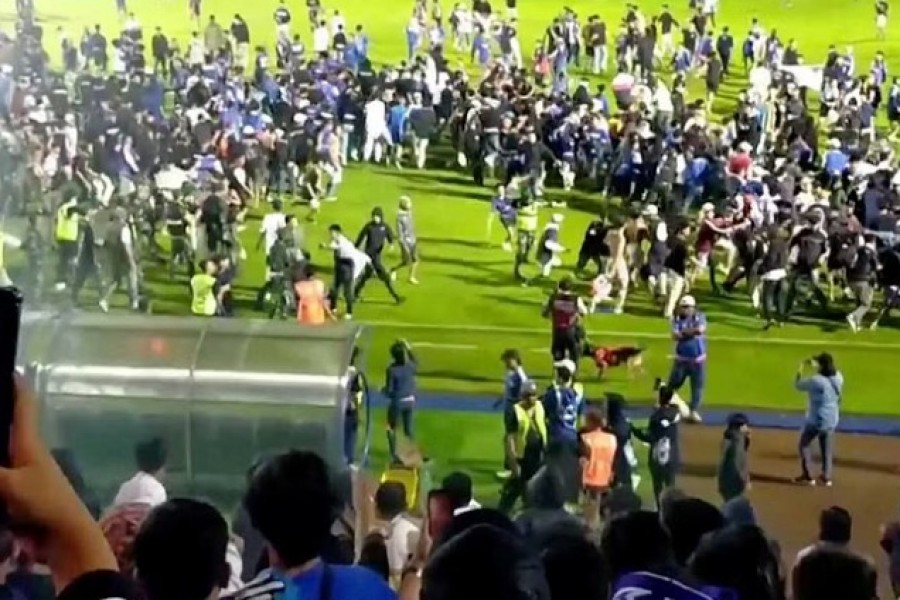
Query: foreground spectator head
134,498,230,600
100,503,153,575
601,510,674,581
358,532,390,582
662,497,725,566
690,525,785,600
792,547,877,600
442,471,476,513
541,534,607,600
374,481,408,521
819,505,852,545
244,450,337,569
423,509,550,600
721,496,757,526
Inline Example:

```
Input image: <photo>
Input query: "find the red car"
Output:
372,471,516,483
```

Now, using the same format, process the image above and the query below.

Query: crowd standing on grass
0,0,899,332
1,0,900,599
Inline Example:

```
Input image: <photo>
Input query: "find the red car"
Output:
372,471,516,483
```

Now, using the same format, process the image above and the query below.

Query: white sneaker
409,277,419,285
846,314,859,333
501,241,512,252
870,321,880,331
99,299,110,313
344,314,353,320
390,271,397,282
54,282,67,292
631,474,642,490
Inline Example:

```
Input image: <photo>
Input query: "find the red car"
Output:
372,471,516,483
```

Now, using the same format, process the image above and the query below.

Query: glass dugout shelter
16,311,364,508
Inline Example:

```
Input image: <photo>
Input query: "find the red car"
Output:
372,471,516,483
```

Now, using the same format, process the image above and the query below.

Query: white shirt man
260,209,286,254
313,23,330,54
385,514,420,583
114,471,167,507
330,233,372,281
363,98,391,162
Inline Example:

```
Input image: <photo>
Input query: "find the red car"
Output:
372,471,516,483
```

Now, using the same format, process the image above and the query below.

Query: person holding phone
794,353,843,487
499,381,547,513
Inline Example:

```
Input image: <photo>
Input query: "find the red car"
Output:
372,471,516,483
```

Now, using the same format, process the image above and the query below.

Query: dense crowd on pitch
0,0,899,327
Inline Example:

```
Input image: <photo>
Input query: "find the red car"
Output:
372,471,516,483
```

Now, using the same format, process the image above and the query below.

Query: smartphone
0,287,23,470
426,490,453,540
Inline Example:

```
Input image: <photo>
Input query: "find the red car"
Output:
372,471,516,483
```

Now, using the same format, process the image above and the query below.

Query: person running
354,207,403,304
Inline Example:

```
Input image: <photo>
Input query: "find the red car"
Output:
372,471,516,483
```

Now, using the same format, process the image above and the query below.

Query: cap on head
679,295,696,308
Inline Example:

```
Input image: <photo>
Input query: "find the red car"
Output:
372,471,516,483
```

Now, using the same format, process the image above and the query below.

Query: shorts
401,242,419,263
877,13,888,28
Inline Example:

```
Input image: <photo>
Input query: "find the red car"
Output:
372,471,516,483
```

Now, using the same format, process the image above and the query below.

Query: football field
6,0,900,503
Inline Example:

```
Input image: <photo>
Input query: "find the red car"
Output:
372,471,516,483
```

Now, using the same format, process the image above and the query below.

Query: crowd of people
2,0,900,599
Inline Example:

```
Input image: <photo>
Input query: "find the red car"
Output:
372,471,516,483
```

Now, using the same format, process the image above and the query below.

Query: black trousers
498,454,542,514
354,254,400,301
551,327,581,363
762,277,787,322
56,239,79,284
650,462,677,509
330,259,355,316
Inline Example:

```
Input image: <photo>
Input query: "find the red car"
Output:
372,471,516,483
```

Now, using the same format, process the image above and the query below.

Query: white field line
411,342,478,350
372,320,900,350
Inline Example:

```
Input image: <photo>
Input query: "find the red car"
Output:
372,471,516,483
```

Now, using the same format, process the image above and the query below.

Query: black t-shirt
664,236,689,275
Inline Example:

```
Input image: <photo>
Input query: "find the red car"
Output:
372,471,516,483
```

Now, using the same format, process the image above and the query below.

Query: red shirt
728,152,752,178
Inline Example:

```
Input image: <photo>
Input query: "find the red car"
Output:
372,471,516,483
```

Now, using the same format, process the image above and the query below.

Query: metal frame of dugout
16,310,368,506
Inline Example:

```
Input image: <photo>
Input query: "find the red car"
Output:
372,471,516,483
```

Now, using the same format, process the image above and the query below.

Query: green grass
6,0,900,508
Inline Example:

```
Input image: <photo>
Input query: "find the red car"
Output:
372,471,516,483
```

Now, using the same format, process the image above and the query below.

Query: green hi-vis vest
513,401,547,458
56,201,79,242
517,203,538,233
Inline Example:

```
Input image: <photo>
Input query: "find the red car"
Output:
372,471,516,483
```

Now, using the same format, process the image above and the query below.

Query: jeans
386,400,415,461
668,360,706,411
799,424,835,480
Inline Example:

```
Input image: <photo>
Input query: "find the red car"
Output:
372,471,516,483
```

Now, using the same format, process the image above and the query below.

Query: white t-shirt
114,471,167,507
385,515,420,575
365,99,387,130
313,26,330,53
260,212,286,253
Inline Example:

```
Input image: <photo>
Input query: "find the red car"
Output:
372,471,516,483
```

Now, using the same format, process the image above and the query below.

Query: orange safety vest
295,278,327,324
581,429,617,489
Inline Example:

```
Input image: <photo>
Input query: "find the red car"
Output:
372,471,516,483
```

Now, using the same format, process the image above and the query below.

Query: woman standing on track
794,353,843,487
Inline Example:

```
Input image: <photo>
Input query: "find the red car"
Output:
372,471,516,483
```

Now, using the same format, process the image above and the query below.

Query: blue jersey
542,384,583,442
503,367,528,403
672,312,707,362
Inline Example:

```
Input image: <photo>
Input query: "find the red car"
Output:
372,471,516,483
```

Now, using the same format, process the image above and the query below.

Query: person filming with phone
794,353,843,487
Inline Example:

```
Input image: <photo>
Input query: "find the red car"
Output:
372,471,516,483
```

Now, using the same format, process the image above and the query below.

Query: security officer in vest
499,380,547,514
54,194,83,291
578,405,617,528
513,191,538,282
542,277,588,363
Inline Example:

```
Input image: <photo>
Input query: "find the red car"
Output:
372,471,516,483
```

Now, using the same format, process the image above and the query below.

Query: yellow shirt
190,274,217,316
